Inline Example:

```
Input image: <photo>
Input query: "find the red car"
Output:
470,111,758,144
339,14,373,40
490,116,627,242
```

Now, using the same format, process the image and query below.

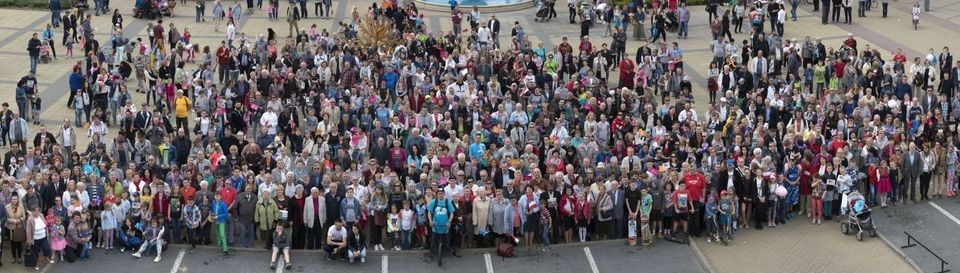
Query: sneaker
706,238,712,243
285,263,291,269
270,263,276,270
49,259,55,264
154,256,161,263
132,253,142,258
360,257,365,263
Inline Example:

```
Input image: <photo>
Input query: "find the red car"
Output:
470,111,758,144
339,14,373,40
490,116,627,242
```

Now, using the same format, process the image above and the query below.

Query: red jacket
152,192,170,219
573,197,591,224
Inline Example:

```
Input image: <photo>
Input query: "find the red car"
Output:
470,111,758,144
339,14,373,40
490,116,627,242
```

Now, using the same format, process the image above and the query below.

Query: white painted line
583,247,600,273
484,253,495,273
275,259,284,273
170,249,186,273
382,255,389,273
930,202,960,226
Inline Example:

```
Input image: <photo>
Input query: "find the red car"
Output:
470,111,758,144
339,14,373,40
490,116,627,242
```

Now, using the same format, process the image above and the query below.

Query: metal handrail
902,231,950,273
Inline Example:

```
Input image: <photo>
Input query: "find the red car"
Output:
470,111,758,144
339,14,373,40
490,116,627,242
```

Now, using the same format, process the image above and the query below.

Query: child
704,193,718,243
718,189,734,241
267,3,275,20
414,196,428,250
387,203,400,251
399,200,415,250
639,186,653,247
65,40,74,58
662,182,675,238
49,215,67,261
31,97,41,125
100,201,118,250
538,197,551,251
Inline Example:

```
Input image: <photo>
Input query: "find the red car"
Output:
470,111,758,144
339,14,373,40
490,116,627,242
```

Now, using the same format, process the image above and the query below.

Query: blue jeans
401,230,412,250
823,200,833,219
29,56,38,73
52,10,61,26
16,97,27,119
678,21,688,38
540,224,550,248
240,222,255,248
869,184,877,205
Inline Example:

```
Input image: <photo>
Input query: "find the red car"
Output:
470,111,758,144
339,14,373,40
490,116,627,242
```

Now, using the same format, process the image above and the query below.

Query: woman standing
558,187,576,244
458,188,475,249
487,189,512,246
26,207,54,269
289,185,306,249
472,189,490,247
594,183,612,241
5,196,26,264
518,185,540,248
369,186,388,251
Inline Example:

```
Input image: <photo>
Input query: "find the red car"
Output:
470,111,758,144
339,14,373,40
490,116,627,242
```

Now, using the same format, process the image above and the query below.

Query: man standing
216,41,230,83
488,14,500,47
901,142,922,203
16,72,38,121
8,113,29,153
608,180,626,238
27,33,41,73
303,187,325,249
286,4,300,38
677,3,689,39
231,183,258,248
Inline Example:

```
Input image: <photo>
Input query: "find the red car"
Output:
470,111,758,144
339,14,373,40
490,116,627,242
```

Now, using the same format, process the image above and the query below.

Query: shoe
132,253,142,258
285,263,291,269
360,258,365,263
49,259,55,264
154,256,161,263
270,263,276,270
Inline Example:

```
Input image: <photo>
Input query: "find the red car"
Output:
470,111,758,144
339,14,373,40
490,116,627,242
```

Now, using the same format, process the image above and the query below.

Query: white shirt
327,225,347,241
61,126,74,147
260,111,279,134
226,24,236,40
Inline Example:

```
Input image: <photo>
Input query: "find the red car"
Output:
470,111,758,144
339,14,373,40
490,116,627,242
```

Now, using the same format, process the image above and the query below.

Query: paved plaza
3,0,960,272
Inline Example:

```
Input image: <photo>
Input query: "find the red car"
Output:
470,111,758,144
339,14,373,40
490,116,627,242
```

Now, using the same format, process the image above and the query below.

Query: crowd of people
3,0,958,270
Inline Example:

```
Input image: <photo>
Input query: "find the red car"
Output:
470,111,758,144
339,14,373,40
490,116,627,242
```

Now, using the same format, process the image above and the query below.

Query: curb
875,231,924,273
172,238,622,256
687,239,718,273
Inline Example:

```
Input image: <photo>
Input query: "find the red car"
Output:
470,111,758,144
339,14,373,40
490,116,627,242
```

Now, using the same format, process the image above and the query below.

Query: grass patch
0,0,51,9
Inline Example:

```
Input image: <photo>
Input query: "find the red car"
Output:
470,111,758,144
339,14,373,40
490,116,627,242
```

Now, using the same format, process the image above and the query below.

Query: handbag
496,239,515,257
599,196,613,219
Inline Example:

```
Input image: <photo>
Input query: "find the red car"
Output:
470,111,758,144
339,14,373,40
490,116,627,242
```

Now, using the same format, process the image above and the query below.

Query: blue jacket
214,200,229,224
340,197,361,222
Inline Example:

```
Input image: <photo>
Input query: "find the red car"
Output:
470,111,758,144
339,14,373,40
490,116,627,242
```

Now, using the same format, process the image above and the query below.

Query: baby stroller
39,42,52,64
664,12,679,32
840,191,877,241
534,0,553,22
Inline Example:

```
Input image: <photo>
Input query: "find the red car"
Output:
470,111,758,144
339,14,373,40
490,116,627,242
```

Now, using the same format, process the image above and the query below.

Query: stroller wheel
870,229,877,238
840,223,849,235
856,231,863,241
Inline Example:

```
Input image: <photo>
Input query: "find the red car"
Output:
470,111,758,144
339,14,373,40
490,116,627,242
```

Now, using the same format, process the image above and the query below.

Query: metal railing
901,231,950,273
